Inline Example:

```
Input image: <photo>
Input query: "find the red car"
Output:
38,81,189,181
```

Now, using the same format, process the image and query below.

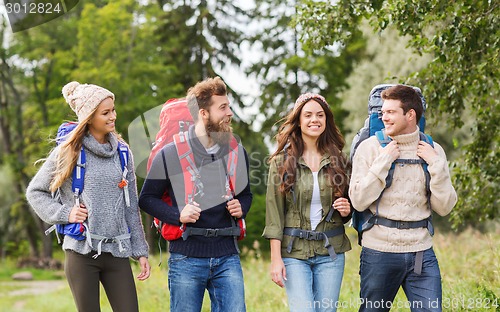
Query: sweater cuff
58,204,73,223
132,251,149,260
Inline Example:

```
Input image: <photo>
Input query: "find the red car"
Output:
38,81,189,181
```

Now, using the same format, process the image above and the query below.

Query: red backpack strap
173,131,200,205
225,137,239,198
224,137,246,242
172,133,245,244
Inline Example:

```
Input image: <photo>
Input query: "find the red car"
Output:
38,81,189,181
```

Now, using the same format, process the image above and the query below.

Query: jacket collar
297,152,332,169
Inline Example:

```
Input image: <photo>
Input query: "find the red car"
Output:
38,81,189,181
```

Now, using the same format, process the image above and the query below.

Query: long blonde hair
49,104,122,192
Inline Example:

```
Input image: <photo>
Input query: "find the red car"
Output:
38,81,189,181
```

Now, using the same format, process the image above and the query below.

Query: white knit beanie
62,81,115,122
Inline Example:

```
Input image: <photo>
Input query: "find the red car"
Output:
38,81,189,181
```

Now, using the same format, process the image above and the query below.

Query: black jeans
64,250,139,312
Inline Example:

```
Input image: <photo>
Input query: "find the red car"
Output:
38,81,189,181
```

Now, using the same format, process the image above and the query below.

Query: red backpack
147,98,246,241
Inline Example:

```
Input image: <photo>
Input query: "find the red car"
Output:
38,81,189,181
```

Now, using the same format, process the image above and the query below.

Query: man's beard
206,115,233,145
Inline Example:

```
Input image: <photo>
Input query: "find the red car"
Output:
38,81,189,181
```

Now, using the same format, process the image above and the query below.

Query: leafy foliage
296,0,500,227
248,0,366,137
0,0,269,257
155,0,250,101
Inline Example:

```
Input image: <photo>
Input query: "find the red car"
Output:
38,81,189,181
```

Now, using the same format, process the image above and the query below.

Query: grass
0,227,498,311
0,257,65,282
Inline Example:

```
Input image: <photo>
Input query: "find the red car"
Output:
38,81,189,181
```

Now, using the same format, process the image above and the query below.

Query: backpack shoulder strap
419,132,434,147
418,131,433,210
173,131,200,204
116,142,131,207
173,132,239,205
71,147,86,206
373,129,394,217
375,130,396,189
117,142,129,172
375,130,391,147
226,137,239,198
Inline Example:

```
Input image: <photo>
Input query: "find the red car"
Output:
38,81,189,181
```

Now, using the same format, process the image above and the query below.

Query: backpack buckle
398,221,410,229
304,231,320,240
204,229,218,237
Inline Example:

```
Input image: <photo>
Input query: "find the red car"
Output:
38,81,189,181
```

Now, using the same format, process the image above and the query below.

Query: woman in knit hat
26,81,150,312
263,93,352,312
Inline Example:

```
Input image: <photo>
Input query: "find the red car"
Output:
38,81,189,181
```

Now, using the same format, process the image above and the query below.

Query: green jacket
263,153,351,259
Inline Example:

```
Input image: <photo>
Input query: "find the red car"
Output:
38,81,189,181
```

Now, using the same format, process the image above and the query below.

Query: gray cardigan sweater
26,133,149,259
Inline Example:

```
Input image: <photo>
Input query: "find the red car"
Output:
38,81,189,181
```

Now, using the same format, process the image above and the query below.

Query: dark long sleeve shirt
139,126,252,257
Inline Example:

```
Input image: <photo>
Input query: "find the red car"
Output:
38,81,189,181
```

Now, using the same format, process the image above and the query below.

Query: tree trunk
1,51,51,259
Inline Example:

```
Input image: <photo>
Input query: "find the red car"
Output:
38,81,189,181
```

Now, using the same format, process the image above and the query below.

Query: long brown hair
269,95,350,197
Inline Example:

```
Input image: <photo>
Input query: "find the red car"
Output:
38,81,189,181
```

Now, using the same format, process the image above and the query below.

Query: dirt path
0,280,67,310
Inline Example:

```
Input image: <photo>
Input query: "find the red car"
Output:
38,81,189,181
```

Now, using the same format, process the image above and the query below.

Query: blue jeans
359,247,442,312
168,253,245,312
283,254,345,312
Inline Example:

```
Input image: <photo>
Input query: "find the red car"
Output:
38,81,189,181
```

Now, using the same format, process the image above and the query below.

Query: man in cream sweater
349,85,457,312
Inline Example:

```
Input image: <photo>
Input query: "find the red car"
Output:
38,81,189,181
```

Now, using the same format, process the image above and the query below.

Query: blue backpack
349,84,434,245
45,122,129,243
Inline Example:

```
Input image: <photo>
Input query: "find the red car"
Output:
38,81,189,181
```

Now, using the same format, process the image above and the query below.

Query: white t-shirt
205,144,220,154
310,172,322,230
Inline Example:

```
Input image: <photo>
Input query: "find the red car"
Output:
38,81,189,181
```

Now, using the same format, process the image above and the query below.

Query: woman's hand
136,257,151,281
68,203,88,223
333,197,351,217
270,239,287,288
270,258,287,288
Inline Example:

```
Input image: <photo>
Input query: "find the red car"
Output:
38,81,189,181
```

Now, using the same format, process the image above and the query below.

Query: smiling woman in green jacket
263,93,352,312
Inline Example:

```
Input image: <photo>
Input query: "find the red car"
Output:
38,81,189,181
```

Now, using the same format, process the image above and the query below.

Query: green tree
1,0,180,258
0,17,54,258
248,0,366,138
0,0,289,258
72,0,177,137
296,0,499,227
152,0,271,251
70,0,182,249
340,25,433,147
152,0,268,186
155,0,249,96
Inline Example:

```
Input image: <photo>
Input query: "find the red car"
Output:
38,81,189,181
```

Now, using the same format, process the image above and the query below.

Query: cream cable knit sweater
349,128,457,253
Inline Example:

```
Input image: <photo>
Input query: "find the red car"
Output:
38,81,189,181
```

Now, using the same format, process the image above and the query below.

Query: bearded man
139,77,252,312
